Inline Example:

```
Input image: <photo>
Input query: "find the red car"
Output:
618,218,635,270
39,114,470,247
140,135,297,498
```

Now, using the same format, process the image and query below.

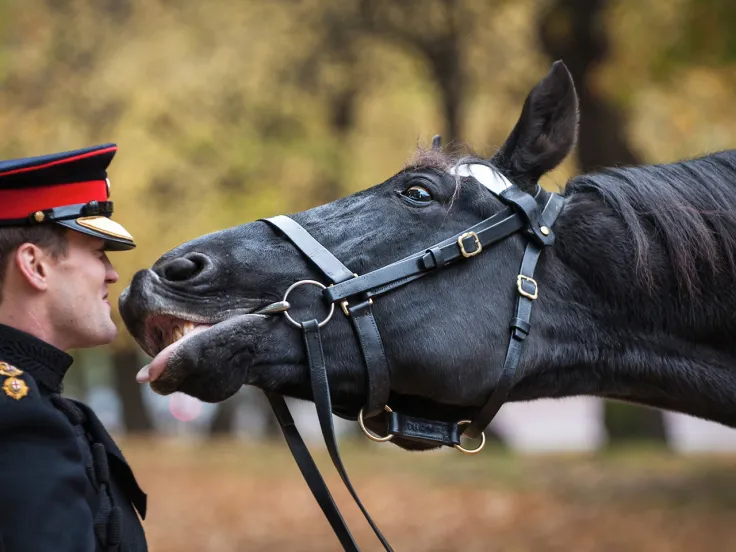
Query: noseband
258,164,565,551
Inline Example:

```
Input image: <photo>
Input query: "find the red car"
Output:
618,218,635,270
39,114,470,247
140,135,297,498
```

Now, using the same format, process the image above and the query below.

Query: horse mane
406,146,736,296
405,144,736,295
565,150,736,296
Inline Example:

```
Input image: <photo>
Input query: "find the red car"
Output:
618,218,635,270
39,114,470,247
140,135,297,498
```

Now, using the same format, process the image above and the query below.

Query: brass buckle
335,273,373,317
458,231,482,258
516,274,538,300
341,297,373,317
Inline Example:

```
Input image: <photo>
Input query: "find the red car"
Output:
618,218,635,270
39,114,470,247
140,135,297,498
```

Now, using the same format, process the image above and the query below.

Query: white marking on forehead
449,163,513,196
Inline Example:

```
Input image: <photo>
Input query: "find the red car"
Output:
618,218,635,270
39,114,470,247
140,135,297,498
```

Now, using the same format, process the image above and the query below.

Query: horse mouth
136,307,270,386
143,315,210,358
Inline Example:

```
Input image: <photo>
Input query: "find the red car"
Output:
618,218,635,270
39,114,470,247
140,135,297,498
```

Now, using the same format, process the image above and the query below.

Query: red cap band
0,180,109,219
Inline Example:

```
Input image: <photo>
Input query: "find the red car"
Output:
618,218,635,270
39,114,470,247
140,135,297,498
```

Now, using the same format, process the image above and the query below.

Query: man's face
47,231,119,349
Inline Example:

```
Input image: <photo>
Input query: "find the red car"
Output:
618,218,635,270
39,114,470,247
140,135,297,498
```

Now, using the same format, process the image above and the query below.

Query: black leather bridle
257,163,565,551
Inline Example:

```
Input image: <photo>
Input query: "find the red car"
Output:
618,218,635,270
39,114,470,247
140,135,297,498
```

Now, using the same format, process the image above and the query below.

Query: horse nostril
156,253,210,282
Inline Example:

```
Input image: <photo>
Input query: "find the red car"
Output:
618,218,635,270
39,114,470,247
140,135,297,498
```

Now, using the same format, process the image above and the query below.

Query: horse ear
491,60,579,188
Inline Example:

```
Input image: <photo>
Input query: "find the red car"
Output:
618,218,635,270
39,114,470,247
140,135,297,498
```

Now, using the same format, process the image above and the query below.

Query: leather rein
255,164,565,551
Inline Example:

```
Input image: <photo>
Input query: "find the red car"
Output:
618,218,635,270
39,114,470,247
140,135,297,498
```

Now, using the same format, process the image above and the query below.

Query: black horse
120,60,736,451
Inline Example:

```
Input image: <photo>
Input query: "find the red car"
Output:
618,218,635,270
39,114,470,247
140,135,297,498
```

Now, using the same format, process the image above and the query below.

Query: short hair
0,225,68,304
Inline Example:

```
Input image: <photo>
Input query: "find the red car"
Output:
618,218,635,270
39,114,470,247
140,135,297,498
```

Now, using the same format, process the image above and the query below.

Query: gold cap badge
0,362,23,377
3,377,28,400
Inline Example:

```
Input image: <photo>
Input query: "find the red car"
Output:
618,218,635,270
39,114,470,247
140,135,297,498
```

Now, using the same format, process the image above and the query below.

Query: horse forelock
403,146,514,206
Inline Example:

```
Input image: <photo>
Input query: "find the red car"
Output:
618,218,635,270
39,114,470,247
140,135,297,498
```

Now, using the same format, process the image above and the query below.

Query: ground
122,437,736,552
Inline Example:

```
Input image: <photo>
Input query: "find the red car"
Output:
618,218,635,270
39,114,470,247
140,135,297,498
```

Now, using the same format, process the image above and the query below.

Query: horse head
120,59,736,451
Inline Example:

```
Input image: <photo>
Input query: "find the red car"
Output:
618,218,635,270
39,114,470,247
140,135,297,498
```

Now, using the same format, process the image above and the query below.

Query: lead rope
266,319,394,551
302,319,394,550
267,394,361,551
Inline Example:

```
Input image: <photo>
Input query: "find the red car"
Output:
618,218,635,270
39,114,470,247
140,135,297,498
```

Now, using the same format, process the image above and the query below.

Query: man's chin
101,324,119,345
75,323,118,349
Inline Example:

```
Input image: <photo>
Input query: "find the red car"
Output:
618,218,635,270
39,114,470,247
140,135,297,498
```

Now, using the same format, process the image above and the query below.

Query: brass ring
282,280,335,329
358,405,393,443
454,421,486,455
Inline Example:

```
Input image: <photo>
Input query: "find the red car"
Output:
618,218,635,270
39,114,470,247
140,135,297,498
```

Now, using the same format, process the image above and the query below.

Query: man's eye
401,185,432,203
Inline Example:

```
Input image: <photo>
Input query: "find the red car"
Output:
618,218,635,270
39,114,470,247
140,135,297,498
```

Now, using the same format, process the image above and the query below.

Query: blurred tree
656,0,736,72
112,350,153,432
206,1,370,435
539,0,665,443
277,2,366,203
358,0,466,143
539,0,639,170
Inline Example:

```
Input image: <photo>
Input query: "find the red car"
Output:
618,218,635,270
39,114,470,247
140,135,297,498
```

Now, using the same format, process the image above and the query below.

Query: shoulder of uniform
0,361,38,403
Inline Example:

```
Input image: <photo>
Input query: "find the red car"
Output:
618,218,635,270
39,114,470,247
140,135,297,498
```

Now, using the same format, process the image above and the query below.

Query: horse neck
515,190,736,428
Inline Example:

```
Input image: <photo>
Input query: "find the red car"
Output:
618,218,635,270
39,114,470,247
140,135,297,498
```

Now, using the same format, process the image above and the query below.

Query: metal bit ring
282,280,335,329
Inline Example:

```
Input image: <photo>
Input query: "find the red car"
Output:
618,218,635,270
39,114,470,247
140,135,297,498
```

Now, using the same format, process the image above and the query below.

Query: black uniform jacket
0,323,148,552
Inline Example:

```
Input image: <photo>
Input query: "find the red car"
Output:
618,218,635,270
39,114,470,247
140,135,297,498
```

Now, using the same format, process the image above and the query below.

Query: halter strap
263,215,355,283
463,192,564,438
260,216,395,549
262,215,391,419
259,183,565,551
323,208,523,302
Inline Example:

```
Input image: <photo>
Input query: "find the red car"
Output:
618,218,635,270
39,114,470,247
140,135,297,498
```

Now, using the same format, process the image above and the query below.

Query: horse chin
389,439,441,452
360,416,443,452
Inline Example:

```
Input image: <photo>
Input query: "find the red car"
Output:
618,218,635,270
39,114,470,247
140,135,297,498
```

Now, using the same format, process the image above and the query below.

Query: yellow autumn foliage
1,0,734,353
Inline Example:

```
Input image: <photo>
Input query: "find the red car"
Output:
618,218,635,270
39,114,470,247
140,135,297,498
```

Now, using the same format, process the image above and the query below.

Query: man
0,144,147,551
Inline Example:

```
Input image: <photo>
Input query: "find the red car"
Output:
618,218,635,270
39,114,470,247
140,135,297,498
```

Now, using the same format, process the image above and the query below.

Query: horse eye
402,185,432,203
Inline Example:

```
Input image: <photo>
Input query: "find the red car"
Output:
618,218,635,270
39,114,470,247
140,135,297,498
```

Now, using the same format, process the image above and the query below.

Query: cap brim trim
56,216,136,251
76,216,132,240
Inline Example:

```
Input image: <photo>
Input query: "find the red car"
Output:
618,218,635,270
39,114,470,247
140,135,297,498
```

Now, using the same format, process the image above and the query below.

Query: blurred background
2,0,736,550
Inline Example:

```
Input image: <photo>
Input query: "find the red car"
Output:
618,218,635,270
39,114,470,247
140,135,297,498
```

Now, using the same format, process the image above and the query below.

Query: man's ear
491,60,579,189
14,243,51,292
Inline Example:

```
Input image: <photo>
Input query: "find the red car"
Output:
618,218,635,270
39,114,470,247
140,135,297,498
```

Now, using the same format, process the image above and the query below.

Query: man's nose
107,267,120,284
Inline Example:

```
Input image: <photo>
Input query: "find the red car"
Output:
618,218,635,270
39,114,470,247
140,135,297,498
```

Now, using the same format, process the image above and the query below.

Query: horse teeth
161,320,198,349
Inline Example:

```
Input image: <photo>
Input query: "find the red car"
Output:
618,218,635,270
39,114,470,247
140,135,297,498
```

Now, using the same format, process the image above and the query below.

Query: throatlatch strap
302,319,394,551
267,393,360,552
462,241,541,439
461,192,566,439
